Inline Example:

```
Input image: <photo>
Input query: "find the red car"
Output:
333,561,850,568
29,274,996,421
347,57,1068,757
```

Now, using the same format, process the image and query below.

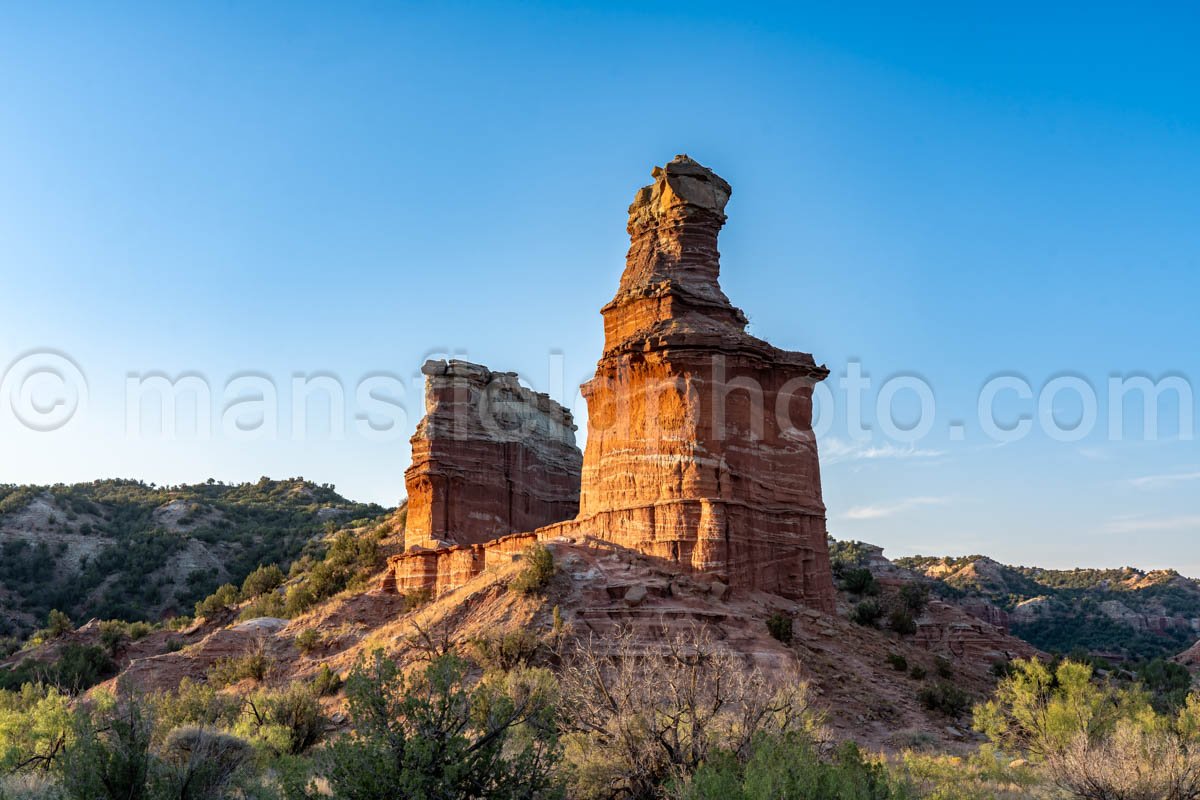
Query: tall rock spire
577,155,837,610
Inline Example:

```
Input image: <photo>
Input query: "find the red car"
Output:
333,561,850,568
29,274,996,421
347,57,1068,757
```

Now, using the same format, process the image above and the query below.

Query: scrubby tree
559,624,823,800
315,649,561,800
974,657,1200,800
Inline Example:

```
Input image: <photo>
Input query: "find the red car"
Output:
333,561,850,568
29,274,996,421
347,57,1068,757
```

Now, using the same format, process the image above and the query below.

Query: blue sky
1,2,1197,573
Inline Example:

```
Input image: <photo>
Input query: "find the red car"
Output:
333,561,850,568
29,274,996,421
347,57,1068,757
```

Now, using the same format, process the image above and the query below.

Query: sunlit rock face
403,360,582,550
575,155,837,610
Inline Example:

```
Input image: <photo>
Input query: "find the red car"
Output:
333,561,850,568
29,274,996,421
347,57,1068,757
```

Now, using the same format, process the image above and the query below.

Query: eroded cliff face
403,360,582,550
574,155,837,610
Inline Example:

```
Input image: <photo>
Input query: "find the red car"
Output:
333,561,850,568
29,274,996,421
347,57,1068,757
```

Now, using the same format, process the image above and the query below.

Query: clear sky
1,2,1197,574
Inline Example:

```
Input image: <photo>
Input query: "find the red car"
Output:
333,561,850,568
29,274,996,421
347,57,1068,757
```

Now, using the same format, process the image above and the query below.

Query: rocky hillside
0,478,388,643
3,519,1036,752
894,553,1200,661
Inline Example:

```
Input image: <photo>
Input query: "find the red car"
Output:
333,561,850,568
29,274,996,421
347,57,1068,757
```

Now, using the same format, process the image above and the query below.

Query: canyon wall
403,359,582,550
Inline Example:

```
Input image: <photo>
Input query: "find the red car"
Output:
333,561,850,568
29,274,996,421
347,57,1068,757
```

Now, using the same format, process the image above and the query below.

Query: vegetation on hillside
892,551,1200,661
0,478,388,641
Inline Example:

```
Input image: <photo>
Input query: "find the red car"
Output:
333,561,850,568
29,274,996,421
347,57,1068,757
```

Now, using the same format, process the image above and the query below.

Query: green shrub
888,608,917,636
0,645,116,694
295,629,321,654
239,564,285,599
284,583,317,617
934,656,952,679
897,582,929,614
469,630,542,672
98,620,156,656
46,610,73,638
324,650,560,799
402,587,432,612
1139,657,1194,713
510,544,555,595
909,664,927,680
312,665,343,697
239,683,324,755
680,733,912,800
194,584,239,619
160,726,254,798
840,568,879,596
850,599,882,627
886,653,908,672
207,649,272,687
60,690,154,800
237,591,286,620
918,681,970,718
766,613,794,645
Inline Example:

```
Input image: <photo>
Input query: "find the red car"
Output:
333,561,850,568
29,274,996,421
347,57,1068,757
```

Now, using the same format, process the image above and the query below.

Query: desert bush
766,613,794,645
469,629,542,672
194,584,239,620
888,608,917,636
1138,657,1193,713
974,657,1200,799
0,646,116,694
887,654,908,672
319,649,560,799
239,683,325,755
0,638,19,660
98,620,154,656
0,684,74,774
510,544,555,596
850,599,883,627
560,624,824,800
934,656,952,679
60,691,155,800
828,539,873,576
681,735,912,800
295,629,321,654
207,644,272,688
840,568,880,596
147,679,240,745
160,726,254,800
283,583,317,618
46,611,73,639
895,745,1042,800
238,591,286,620
239,564,285,599
312,665,342,697
897,583,929,615
401,587,432,612
909,665,927,680
1052,720,1200,800
989,659,1012,679
0,772,68,800
919,682,971,718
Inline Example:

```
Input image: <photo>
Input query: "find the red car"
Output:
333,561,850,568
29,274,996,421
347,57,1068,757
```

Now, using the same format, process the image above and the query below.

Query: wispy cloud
1077,446,1112,461
1102,514,1200,534
842,496,951,521
1128,470,1200,490
821,438,947,465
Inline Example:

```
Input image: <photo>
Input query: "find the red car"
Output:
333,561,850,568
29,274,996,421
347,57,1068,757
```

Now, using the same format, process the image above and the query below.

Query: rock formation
572,155,836,610
403,359,582,550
